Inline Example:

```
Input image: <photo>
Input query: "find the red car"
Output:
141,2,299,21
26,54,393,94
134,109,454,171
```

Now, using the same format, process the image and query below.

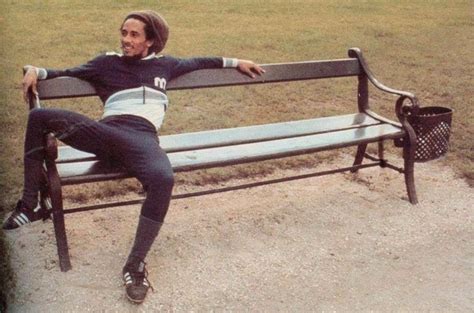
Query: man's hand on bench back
237,59,265,78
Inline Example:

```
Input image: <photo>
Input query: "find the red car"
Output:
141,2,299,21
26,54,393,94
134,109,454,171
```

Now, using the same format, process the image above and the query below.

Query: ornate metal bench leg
395,95,420,204
403,144,418,204
47,167,72,272
351,144,367,172
44,148,72,272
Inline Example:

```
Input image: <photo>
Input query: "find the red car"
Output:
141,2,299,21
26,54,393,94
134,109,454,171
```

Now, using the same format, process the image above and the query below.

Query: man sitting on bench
3,10,264,304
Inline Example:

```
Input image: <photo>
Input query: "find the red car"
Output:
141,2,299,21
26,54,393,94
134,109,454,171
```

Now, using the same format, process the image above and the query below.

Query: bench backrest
35,55,363,101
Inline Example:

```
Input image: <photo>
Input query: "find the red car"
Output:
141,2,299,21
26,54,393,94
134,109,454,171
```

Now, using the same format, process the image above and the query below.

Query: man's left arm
170,57,264,80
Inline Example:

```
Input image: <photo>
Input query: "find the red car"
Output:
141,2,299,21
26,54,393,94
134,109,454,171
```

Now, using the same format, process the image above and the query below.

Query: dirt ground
4,153,473,312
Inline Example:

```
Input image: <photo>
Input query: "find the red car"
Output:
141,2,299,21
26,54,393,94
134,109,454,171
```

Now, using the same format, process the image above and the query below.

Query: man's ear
146,39,154,48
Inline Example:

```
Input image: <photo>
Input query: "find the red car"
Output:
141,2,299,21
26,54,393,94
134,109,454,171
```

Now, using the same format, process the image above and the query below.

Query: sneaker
2,200,49,230
122,257,153,303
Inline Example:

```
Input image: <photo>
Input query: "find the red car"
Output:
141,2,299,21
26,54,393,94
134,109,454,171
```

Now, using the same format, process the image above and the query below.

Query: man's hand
237,59,265,78
22,66,39,103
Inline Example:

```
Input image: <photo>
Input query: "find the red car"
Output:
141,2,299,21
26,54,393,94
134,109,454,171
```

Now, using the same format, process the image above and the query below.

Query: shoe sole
2,218,45,231
122,276,147,304
126,294,146,304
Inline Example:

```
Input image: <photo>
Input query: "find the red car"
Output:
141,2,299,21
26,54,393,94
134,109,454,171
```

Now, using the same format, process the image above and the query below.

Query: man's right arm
21,54,106,103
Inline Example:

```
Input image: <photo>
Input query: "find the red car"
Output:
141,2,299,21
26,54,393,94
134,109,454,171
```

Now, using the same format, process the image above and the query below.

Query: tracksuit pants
22,107,174,223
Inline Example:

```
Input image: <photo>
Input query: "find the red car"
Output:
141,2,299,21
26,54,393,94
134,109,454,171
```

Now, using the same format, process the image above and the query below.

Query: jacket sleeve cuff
24,65,48,80
222,57,239,68
37,68,48,80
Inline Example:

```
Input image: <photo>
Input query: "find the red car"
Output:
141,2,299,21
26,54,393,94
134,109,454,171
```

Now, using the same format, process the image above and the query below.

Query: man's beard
121,45,144,62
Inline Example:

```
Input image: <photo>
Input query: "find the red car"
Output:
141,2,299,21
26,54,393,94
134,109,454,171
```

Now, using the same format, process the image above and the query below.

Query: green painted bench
27,48,420,272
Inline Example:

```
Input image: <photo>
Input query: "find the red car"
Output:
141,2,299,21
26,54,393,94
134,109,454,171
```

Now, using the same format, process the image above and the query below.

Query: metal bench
28,48,420,272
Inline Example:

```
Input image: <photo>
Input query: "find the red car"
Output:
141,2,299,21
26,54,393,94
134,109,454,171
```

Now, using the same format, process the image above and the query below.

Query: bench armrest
348,48,417,100
348,48,420,128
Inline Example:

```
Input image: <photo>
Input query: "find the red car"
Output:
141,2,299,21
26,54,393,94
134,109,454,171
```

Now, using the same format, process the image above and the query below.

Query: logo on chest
154,77,167,89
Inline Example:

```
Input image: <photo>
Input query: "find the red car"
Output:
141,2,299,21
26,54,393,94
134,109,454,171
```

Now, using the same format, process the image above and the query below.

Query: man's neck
122,52,156,62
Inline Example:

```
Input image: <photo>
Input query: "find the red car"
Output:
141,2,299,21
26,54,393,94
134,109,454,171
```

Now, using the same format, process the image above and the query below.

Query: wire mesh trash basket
407,106,453,162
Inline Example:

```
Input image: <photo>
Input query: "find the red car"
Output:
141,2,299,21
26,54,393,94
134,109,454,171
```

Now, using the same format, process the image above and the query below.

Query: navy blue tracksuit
23,53,228,222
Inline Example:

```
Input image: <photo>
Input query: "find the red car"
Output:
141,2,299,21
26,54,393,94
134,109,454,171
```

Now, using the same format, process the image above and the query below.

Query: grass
1,0,472,309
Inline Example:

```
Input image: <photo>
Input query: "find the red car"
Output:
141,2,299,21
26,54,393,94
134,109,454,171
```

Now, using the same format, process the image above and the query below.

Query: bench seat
56,113,404,185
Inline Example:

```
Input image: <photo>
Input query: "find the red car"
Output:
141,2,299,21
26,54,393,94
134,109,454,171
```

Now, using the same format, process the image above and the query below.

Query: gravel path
4,154,473,312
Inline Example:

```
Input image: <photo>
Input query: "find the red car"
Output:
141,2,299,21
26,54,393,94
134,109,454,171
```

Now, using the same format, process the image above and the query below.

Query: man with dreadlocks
3,10,264,303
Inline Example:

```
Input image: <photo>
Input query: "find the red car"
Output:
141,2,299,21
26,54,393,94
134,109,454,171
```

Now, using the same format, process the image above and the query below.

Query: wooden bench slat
36,59,361,100
161,112,378,151
56,113,382,163
58,123,403,185
171,124,403,170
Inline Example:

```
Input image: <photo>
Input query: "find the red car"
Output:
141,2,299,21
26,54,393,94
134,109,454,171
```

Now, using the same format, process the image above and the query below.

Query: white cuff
37,68,48,80
24,65,47,80
222,57,239,68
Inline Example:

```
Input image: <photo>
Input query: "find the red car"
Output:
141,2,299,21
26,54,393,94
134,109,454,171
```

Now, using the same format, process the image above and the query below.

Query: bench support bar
63,160,383,215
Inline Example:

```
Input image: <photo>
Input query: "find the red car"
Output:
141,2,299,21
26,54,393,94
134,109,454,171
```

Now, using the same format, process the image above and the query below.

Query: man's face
120,18,153,58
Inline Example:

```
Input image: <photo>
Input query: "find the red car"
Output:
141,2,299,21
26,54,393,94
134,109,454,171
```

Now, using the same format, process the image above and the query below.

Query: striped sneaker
2,200,49,230
122,258,153,304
